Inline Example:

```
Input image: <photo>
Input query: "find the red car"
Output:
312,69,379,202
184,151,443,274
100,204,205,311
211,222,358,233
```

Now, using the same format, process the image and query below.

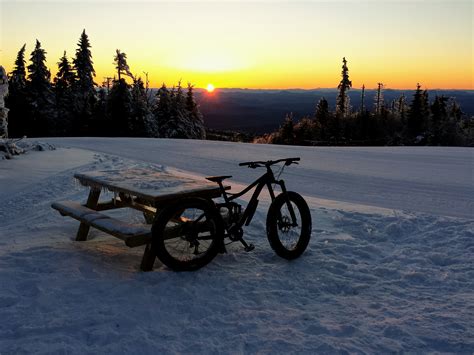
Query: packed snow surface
0,138,472,353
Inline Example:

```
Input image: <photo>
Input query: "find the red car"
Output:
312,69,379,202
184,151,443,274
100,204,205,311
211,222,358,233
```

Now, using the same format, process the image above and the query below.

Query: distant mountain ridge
190,88,474,134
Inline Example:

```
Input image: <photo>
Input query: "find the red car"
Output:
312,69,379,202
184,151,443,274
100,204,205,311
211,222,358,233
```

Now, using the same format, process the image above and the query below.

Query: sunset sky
1,0,472,90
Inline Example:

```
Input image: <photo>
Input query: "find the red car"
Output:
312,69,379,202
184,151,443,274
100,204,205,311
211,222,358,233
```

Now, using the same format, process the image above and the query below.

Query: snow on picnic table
0,139,473,353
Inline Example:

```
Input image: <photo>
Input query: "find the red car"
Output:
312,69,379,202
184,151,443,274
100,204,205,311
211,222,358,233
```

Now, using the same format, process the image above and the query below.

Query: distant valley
194,89,474,134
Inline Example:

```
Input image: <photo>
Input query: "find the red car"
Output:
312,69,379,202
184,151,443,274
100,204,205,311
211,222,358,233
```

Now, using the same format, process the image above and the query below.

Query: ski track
0,144,473,353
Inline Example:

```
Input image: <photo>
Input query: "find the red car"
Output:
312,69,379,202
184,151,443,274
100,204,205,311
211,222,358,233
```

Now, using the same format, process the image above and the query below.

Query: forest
4,31,473,146
6,30,205,140
258,58,472,146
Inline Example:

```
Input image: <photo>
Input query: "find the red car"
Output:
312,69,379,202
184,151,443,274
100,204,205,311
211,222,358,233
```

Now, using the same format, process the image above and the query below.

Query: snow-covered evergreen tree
114,50,134,81
275,113,295,145
73,30,96,132
107,78,132,136
407,83,428,141
314,97,330,140
184,83,206,139
154,82,205,139
336,57,352,118
294,116,318,144
130,77,156,137
27,40,55,137
53,51,76,135
5,44,30,137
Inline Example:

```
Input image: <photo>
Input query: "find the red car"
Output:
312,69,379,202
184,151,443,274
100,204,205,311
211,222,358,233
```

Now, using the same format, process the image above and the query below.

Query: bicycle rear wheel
266,191,312,259
152,198,224,271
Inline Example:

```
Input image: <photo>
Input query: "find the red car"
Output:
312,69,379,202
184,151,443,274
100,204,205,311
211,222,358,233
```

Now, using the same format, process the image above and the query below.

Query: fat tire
152,198,224,271
266,191,312,259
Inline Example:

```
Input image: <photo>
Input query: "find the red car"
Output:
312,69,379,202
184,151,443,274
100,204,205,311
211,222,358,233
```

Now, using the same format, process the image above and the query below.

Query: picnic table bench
51,167,228,271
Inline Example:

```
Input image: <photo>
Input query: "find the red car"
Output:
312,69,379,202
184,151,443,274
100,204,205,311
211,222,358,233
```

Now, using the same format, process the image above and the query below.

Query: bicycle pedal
244,244,255,252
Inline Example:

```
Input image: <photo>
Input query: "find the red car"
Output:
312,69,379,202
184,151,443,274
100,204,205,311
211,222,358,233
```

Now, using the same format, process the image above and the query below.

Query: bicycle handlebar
239,157,300,168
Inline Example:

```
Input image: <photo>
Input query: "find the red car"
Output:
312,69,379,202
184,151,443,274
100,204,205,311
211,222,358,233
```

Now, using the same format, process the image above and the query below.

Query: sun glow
206,83,215,93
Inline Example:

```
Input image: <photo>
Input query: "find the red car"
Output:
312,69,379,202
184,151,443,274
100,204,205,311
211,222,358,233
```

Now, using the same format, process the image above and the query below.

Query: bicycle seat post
217,181,230,203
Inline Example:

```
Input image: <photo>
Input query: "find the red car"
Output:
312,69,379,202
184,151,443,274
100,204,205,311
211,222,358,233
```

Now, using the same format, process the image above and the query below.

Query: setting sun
206,83,215,93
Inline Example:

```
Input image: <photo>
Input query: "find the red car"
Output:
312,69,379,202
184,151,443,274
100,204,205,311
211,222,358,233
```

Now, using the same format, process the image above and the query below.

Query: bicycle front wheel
152,198,224,271
266,191,312,259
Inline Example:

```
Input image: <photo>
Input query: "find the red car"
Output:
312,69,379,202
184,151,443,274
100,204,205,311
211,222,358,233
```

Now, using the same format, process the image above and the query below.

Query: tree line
6,30,205,139
258,58,473,146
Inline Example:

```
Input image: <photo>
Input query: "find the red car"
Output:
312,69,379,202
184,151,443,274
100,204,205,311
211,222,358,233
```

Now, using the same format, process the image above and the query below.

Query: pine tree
428,95,448,144
336,57,352,117
172,80,185,119
154,83,171,136
53,51,76,135
27,40,54,136
9,44,27,88
73,29,96,133
406,83,428,142
92,86,108,136
185,83,206,139
277,113,295,145
314,97,330,140
73,30,96,93
6,44,30,137
107,78,132,136
294,117,317,145
130,77,156,136
114,49,134,81
55,51,76,89
186,83,197,114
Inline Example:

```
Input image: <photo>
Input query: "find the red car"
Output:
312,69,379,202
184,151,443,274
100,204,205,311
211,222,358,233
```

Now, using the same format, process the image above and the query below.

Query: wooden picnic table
51,167,227,271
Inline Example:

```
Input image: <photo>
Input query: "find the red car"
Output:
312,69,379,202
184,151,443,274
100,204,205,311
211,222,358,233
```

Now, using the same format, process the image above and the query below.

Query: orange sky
1,1,472,90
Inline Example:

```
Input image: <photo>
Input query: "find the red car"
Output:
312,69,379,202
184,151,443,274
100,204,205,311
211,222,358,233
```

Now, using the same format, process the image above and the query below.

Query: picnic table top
74,167,226,203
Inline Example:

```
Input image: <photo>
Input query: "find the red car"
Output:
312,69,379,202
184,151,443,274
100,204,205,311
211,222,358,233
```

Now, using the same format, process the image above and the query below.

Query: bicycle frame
216,165,298,233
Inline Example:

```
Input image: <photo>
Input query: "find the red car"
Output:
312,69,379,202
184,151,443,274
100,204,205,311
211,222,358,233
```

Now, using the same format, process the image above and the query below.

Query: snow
0,139,473,353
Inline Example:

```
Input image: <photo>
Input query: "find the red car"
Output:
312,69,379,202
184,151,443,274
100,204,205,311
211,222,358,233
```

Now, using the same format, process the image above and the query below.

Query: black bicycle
151,157,312,271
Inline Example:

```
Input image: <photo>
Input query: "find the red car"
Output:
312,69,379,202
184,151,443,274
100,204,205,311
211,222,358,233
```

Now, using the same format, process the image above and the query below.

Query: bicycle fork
270,180,298,227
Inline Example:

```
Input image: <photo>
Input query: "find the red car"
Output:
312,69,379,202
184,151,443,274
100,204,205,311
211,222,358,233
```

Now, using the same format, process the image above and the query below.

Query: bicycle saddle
206,175,232,183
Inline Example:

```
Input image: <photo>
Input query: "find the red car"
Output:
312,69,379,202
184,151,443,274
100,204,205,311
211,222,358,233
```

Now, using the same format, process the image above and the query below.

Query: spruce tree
428,95,444,144
6,44,30,137
53,51,76,135
55,51,76,89
114,49,134,81
294,117,317,145
336,57,352,117
27,40,54,136
10,44,27,88
73,29,96,133
107,78,132,136
407,83,428,141
73,30,96,93
314,97,330,140
185,83,206,139
277,113,295,145
130,77,156,136
154,83,171,136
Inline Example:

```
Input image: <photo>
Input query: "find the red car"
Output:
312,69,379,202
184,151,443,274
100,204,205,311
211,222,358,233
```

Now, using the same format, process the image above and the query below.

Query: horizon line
192,87,474,91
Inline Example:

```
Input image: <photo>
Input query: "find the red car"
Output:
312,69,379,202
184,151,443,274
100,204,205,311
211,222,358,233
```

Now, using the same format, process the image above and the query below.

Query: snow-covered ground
0,139,472,353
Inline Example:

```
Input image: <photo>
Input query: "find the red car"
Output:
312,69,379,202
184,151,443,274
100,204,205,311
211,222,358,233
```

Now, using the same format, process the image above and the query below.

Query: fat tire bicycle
151,157,312,271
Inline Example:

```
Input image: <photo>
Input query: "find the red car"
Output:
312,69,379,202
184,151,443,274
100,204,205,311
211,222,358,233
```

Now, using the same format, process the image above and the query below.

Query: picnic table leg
76,188,101,241
140,243,156,271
